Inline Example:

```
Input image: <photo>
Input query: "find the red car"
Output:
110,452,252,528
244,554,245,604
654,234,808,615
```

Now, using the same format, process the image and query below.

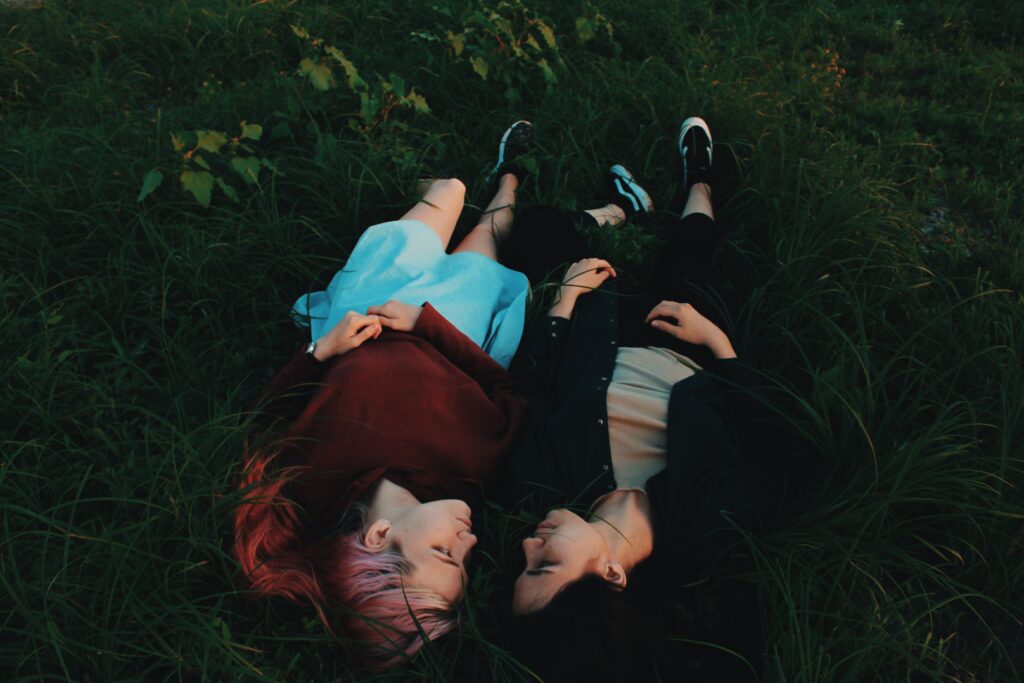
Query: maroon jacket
252,304,526,531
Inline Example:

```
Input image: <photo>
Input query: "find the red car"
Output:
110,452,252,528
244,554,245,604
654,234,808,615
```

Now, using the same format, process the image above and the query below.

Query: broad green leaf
290,24,310,40
170,133,185,152
136,169,163,203
215,177,240,203
195,130,227,154
231,157,261,184
387,75,406,98
402,91,431,113
537,22,557,48
360,92,380,122
526,34,540,51
576,17,595,42
299,58,336,91
192,155,211,170
240,121,262,141
447,30,465,56
259,158,280,174
325,46,365,89
470,56,489,80
180,170,214,207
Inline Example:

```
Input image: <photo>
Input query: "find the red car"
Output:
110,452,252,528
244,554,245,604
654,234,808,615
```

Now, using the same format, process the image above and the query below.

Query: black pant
502,206,729,369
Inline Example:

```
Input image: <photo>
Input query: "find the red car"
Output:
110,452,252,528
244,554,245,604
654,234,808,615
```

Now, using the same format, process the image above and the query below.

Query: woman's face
512,508,604,614
386,499,478,604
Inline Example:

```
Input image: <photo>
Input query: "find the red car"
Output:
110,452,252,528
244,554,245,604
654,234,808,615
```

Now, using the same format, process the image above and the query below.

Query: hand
549,258,616,319
645,301,736,359
316,311,382,359
560,258,617,298
366,300,423,332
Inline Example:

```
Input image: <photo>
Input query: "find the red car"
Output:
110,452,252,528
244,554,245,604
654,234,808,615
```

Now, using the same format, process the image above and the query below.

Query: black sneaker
678,116,713,190
491,120,533,182
608,164,654,218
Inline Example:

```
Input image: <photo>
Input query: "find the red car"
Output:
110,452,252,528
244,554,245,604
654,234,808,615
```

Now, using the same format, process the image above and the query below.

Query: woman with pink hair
232,122,537,666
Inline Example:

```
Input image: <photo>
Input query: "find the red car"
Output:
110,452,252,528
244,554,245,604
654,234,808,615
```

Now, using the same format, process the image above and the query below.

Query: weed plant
1,0,1022,681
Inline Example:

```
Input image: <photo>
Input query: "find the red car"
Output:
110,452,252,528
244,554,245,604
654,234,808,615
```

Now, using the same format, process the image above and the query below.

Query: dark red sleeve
248,346,331,428
411,303,518,397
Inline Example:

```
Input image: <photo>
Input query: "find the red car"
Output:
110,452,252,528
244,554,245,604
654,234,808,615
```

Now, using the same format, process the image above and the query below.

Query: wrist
706,331,736,359
548,289,578,319
311,338,335,362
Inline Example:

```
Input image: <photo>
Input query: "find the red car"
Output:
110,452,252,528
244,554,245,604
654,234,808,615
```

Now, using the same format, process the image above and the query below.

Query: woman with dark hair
504,117,791,680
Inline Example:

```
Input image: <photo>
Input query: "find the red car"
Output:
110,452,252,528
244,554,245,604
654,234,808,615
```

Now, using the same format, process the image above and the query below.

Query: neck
364,478,419,523
588,490,654,572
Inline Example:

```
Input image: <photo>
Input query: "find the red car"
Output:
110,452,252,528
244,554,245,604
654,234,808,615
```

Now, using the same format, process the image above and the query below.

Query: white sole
496,120,532,168
678,116,713,163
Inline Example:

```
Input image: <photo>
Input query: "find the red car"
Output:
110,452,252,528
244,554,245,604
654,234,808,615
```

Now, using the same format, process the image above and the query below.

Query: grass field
2,0,1022,680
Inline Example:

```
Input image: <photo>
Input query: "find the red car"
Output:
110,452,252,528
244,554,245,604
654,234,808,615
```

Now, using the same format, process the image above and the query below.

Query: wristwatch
305,340,319,360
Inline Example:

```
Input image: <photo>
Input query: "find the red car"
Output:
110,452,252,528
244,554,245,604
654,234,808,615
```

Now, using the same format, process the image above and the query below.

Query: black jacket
506,281,788,574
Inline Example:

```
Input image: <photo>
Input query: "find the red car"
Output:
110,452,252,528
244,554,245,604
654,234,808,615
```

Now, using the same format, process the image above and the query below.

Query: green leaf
537,21,557,48
136,169,163,203
231,157,261,184
402,91,431,114
193,155,211,170
298,58,336,91
270,121,292,140
387,75,406,98
195,130,227,154
470,56,489,80
576,17,595,42
325,46,365,90
537,58,558,84
215,177,240,203
180,170,214,207
290,24,310,40
170,133,185,152
240,121,262,141
447,30,465,56
360,92,380,122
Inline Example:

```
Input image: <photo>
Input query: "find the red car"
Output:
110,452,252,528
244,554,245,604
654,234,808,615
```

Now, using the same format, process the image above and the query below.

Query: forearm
547,288,579,319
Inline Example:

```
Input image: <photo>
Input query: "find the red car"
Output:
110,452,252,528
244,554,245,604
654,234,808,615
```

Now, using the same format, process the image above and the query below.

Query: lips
535,521,555,532
457,516,473,530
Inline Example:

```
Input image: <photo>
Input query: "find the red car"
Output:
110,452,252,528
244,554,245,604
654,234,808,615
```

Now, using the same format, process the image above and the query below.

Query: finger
650,319,679,336
592,259,616,278
366,304,394,318
645,302,675,323
352,322,382,346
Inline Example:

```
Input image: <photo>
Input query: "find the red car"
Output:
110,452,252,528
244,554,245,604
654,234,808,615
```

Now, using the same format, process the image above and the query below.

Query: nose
521,536,543,553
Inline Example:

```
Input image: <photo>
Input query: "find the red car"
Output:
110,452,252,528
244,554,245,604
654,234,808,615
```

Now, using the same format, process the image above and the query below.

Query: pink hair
232,448,457,667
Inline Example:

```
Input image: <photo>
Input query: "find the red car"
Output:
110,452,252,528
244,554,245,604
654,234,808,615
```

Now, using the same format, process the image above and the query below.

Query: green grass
1,0,1022,680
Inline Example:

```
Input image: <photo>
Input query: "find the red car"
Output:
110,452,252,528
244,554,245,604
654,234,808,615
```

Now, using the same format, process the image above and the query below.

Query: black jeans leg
618,212,730,368
501,206,590,286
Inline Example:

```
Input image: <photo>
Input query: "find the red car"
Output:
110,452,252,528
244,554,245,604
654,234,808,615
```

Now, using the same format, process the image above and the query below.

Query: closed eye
434,547,461,570
525,560,553,576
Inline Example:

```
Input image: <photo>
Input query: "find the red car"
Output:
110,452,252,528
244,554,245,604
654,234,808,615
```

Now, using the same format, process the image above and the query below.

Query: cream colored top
605,346,700,491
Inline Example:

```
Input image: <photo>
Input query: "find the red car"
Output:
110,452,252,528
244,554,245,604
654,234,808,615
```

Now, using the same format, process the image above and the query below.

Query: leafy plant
138,120,274,207
412,0,568,103
292,24,430,130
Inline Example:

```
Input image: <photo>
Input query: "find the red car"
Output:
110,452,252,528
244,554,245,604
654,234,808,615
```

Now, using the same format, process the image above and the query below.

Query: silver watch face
305,340,317,355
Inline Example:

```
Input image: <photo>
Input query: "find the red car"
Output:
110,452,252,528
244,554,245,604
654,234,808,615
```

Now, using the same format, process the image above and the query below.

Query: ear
601,560,628,591
362,518,392,552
